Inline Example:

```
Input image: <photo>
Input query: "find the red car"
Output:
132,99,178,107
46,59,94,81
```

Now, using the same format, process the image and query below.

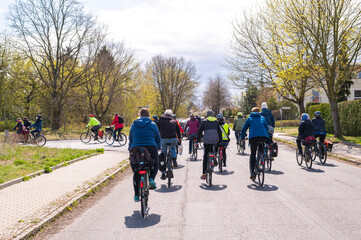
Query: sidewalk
0,151,129,240
274,132,361,164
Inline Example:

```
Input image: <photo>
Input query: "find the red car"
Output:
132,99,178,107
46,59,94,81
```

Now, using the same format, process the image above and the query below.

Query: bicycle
296,138,314,169
80,127,105,143
164,143,174,188
264,142,272,171
138,162,151,218
237,132,246,154
217,145,224,172
206,145,217,187
29,131,47,146
190,138,198,160
312,138,327,164
254,140,266,186
104,127,127,146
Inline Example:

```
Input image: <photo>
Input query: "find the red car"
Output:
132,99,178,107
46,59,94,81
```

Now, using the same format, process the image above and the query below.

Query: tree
146,55,198,114
243,80,260,114
202,74,232,114
8,0,104,130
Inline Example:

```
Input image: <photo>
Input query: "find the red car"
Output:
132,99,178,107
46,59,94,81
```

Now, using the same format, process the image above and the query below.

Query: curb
0,153,99,190
274,137,361,166
18,160,130,240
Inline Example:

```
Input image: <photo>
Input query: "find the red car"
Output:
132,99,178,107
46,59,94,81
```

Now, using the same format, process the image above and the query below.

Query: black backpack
118,116,124,124
129,147,155,172
271,142,278,157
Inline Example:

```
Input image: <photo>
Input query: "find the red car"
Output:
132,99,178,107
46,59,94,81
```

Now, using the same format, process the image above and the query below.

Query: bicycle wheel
191,141,197,160
305,147,313,169
312,145,317,161
218,150,223,172
237,140,241,153
117,133,127,146
296,148,303,166
167,154,172,188
105,133,114,145
207,157,213,187
140,186,148,218
35,135,46,146
97,133,106,143
319,143,327,164
258,156,265,186
80,132,91,143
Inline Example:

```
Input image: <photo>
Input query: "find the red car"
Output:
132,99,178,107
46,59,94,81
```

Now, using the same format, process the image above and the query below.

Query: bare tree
8,0,105,130
146,55,199,114
202,74,232,114
83,43,138,122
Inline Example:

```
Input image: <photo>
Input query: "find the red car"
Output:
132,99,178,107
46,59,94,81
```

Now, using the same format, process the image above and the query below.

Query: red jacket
111,115,124,130
176,120,184,134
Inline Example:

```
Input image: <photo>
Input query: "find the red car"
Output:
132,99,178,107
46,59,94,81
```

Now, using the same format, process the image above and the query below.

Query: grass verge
0,145,100,184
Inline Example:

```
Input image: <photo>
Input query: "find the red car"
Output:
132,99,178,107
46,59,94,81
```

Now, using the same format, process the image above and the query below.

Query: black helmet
37,114,42,119
172,114,176,119
314,111,321,117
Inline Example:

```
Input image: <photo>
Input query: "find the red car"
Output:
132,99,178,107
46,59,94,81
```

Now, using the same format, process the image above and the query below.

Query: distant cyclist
241,107,269,180
217,113,230,167
312,111,326,157
233,112,246,144
30,114,43,138
260,102,275,143
197,110,222,180
152,115,159,124
13,118,27,142
110,113,124,140
185,114,200,154
86,114,101,140
296,113,315,156
128,108,161,201
172,114,184,137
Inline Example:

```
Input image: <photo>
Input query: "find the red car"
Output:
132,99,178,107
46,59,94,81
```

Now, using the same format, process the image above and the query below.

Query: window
355,90,361,99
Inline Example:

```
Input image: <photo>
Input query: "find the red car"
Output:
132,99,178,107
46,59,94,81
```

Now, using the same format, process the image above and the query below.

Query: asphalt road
44,134,361,240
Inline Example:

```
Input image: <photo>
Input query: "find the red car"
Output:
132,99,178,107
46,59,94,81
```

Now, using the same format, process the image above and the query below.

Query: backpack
271,142,278,157
129,147,155,172
118,116,124,124
158,152,166,171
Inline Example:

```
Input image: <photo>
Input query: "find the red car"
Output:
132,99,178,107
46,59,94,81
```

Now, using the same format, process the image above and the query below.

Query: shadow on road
186,158,201,162
247,184,278,191
174,164,185,169
302,167,325,173
214,170,234,175
237,153,249,156
199,184,227,191
155,184,182,193
267,170,284,175
314,162,337,167
124,211,161,228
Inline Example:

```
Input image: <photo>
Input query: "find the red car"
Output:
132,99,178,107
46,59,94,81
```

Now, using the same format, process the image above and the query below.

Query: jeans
203,144,215,174
161,138,177,159
235,130,241,142
31,129,41,138
113,127,123,140
188,133,197,154
249,137,268,175
133,145,159,196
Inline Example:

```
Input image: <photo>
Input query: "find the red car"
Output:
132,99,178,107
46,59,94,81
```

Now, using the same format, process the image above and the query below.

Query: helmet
216,113,223,120
89,114,94,118
152,115,158,119
314,111,321,117
172,114,176,119
237,112,243,117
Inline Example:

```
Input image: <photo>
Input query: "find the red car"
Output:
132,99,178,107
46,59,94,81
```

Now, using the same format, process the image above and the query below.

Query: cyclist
129,108,161,201
312,111,327,158
157,109,181,176
241,107,269,180
172,114,184,137
217,114,230,167
23,117,31,142
86,114,101,141
110,113,124,140
260,102,275,143
30,114,43,138
195,114,202,125
152,115,158,124
296,113,315,156
185,114,200,154
13,118,27,142
233,112,246,144
197,110,222,180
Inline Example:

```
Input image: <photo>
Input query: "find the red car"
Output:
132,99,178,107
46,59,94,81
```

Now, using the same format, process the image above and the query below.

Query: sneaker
172,159,178,168
200,174,206,180
94,138,98,141
250,172,256,181
134,196,139,202
149,178,157,189
161,173,166,180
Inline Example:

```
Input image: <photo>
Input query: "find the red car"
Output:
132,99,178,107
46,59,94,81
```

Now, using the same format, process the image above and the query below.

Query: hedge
0,120,14,132
275,120,299,127
306,100,361,136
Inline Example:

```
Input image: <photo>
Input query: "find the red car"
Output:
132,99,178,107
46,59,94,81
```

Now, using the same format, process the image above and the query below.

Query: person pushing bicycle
241,107,269,180
197,110,222,180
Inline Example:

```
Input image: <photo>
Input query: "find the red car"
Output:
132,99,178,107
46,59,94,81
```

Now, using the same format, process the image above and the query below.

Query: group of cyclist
85,113,124,141
12,114,43,142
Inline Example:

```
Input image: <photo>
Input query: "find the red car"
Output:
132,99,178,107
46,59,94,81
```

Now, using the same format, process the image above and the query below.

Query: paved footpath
0,151,128,240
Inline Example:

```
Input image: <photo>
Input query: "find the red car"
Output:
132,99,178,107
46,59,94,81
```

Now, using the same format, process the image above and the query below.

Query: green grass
0,145,99,184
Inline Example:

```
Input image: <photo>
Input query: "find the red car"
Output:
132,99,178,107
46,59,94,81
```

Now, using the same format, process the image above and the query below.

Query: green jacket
86,117,100,127
233,117,246,131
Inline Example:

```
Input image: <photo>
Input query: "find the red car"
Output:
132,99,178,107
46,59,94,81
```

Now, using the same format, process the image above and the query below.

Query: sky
0,0,262,91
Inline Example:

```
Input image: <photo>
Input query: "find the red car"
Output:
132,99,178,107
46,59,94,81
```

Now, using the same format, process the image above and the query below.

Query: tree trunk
329,99,342,137
297,99,305,114
51,106,62,130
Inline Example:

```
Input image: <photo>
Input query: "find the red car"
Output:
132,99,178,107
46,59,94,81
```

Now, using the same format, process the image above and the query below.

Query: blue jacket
260,108,275,128
241,112,269,140
30,119,42,131
128,117,161,150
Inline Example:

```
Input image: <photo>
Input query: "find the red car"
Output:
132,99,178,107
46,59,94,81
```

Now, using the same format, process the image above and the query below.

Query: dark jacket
312,116,326,135
298,120,315,139
23,119,31,129
13,122,24,133
260,108,275,128
30,119,42,131
128,117,161,150
241,112,269,140
197,116,222,145
157,114,181,139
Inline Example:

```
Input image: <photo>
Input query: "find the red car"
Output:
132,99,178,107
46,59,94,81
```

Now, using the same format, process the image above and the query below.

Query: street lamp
280,107,290,131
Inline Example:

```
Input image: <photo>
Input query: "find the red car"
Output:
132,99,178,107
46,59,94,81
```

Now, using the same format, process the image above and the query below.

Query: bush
0,120,14,132
306,103,333,134
44,166,53,173
338,100,361,136
275,120,299,127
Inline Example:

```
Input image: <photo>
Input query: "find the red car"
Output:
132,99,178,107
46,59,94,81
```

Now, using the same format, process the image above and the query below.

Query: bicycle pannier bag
268,125,275,135
324,140,333,152
98,130,104,138
129,147,155,172
158,152,166,171
303,136,316,146
271,142,278,157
